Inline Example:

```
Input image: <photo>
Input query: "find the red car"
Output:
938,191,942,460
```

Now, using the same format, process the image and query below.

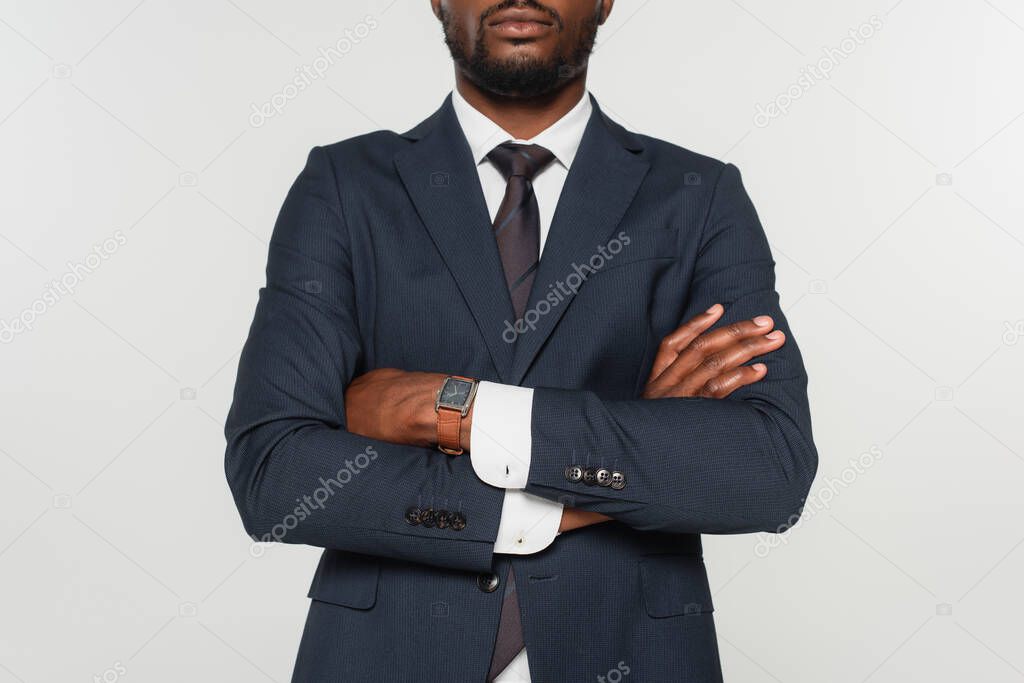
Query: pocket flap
639,555,714,618
307,550,380,610
585,228,677,276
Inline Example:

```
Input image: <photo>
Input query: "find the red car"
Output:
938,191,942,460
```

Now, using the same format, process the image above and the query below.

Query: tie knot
486,142,556,182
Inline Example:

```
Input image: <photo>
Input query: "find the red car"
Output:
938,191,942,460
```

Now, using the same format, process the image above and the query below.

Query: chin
488,40,555,60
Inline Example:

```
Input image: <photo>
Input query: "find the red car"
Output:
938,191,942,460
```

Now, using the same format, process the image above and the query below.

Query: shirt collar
450,87,593,171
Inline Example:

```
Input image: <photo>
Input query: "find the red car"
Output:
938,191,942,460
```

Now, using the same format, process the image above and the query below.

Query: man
224,0,818,680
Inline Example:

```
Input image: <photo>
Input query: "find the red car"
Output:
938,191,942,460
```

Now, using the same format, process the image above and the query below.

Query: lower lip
489,20,552,37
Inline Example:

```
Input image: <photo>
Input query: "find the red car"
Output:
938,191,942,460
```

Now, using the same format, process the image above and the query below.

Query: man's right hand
559,303,786,532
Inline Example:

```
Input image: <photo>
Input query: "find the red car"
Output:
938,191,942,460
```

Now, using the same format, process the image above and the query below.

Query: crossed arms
344,305,791,534
224,147,818,574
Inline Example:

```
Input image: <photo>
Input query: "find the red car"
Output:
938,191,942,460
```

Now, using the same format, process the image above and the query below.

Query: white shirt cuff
470,381,533,489
493,490,563,554
471,381,562,554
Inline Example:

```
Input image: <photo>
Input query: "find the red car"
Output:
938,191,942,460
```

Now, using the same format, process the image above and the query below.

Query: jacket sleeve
224,147,504,573
524,163,818,535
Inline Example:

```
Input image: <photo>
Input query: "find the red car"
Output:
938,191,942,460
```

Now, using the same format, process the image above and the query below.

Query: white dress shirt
452,87,593,682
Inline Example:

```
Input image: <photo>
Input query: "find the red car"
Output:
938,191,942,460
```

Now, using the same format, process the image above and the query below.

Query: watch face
440,378,473,408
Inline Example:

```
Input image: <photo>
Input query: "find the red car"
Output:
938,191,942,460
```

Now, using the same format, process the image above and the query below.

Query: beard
440,0,600,98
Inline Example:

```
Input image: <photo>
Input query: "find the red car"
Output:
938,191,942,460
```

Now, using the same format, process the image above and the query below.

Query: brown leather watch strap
437,407,464,455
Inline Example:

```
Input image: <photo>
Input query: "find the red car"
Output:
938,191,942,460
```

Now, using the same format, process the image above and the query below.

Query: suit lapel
509,96,651,385
394,93,650,386
394,95,517,381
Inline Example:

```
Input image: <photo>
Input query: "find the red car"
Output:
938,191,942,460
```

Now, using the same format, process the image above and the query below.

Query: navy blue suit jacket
225,93,818,682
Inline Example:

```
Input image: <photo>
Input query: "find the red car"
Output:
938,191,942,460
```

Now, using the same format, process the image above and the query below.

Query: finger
647,304,723,383
698,363,767,398
662,304,725,350
652,316,776,390
676,330,785,395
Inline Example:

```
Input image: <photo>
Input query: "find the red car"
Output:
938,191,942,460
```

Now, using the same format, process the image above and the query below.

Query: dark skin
345,0,787,532
430,0,610,137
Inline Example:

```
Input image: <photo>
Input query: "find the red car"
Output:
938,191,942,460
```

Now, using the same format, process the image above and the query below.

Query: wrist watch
435,376,479,455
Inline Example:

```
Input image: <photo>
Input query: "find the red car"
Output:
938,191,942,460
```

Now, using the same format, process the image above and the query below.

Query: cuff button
450,512,466,531
435,510,450,529
610,472,626,490
564,465,584,482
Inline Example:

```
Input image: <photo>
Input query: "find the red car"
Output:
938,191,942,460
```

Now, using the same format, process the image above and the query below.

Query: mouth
486,8,556,37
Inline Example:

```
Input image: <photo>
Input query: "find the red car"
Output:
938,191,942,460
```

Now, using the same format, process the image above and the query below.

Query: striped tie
486,142,556,320
484,142,555,681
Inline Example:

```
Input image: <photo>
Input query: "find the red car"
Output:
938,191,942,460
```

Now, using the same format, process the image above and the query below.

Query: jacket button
582,468,597,485
477,573,500,593
404,507,422,525
565,465,583,482
595,468,612,487
449,512,467,531
610,472,626,490
435,510,450,529
420,508,436,528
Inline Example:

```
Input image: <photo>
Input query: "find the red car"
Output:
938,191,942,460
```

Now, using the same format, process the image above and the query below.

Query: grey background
2,1,1022,681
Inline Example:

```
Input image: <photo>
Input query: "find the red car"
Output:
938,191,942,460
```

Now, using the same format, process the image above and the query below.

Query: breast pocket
579,227,677,281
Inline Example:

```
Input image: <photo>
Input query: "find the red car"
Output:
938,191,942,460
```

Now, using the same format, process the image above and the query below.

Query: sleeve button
404,507,422,525
435,510,450,529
